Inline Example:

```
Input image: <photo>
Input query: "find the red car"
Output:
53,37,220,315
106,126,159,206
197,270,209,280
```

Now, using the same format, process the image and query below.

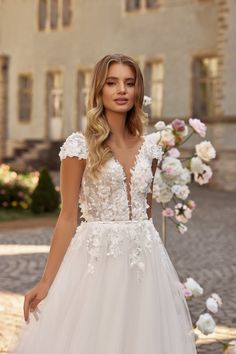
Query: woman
11,53,197,353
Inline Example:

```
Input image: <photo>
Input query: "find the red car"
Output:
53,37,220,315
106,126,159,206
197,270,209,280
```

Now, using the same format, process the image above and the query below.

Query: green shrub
0,163,36,210
30,166,60,214
0,182,31,209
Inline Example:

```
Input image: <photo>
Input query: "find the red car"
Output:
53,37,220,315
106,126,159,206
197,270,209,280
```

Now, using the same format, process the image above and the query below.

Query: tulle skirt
10,219,197,354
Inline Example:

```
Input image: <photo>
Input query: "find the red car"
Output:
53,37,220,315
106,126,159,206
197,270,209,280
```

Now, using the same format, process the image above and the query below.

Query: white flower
190,157,205,174
171,185,190,200
206,297,218,313
189,118,207,137
211,293,222,307
184,277,203,296
196,141,216,162
182,125,189,137
154,121,166,131
153,172,173,203
143,95,152,106
194,164,213,185
162,157,183,180
159,129,176,148
175,168,191,185
177,223,188,234
168,147,180,158
196,313,216,335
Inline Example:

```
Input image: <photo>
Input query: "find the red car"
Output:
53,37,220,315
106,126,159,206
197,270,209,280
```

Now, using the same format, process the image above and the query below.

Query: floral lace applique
58,131,87,161
59,131,166,282
145,132,164,163
73,220,161,283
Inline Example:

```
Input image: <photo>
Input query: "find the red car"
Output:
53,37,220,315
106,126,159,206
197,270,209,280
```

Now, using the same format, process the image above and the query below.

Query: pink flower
194,164,213,185
180,283,192,297
187,200,196,209
162,208,174,217
168,148,180,158
163,166,174,174
171,119,186,132
189,118,207,138
183,287,193,298
175,203,192,223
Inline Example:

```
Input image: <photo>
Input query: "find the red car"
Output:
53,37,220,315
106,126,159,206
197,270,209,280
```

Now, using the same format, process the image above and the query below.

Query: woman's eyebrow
106,76,135,80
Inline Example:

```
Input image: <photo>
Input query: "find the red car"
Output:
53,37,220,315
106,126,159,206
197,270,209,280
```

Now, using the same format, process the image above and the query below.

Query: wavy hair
84,53,147,178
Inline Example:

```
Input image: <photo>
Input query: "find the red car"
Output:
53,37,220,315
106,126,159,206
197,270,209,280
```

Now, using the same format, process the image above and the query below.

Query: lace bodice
59,132,163,222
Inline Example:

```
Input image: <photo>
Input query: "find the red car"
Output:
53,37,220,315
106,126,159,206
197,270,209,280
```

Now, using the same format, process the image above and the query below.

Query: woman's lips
114,99,128,105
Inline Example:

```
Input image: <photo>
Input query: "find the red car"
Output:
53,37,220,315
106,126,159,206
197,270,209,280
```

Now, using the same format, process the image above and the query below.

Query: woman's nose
117,82,126,93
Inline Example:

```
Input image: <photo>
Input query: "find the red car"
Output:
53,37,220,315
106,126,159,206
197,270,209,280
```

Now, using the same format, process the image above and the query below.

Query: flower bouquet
143,96,235,352
149,113,216,243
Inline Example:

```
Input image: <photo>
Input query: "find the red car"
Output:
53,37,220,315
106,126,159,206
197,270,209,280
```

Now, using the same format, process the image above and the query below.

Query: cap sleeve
58,132,87,161
145,132,163,163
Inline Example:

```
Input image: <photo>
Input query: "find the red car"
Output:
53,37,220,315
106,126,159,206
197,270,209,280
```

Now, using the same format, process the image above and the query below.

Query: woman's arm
147,158,158,219
40,156,86,287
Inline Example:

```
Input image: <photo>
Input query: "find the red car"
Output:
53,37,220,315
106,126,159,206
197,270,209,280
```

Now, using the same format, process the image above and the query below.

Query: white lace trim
58,132,87,161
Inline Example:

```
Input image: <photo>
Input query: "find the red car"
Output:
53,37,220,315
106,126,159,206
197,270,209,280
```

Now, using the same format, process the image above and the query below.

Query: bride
11,53,197,354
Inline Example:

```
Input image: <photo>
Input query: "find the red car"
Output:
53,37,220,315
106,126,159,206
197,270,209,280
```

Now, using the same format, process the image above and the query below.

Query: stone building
0,0,235,190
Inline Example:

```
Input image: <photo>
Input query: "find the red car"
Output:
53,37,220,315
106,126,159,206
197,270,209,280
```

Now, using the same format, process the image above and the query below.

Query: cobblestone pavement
0,184,236,354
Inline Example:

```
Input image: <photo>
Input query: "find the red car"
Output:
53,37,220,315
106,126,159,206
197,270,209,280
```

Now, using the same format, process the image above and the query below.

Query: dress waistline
76,218,154,228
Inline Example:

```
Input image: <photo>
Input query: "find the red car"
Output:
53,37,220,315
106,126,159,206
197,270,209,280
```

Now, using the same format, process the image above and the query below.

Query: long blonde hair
84,53,147,178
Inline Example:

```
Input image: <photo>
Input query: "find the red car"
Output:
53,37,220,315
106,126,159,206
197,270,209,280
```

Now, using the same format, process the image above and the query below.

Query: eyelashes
106,82,135,87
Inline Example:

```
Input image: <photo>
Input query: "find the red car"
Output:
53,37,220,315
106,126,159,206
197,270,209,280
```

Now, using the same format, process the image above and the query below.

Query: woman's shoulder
58,131,88,161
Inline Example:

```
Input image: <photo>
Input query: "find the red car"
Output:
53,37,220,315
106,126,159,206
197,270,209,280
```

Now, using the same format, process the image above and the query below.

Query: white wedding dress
11,131,197,354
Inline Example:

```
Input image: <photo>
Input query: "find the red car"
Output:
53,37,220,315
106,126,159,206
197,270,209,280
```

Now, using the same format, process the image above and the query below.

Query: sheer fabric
11,131,197,354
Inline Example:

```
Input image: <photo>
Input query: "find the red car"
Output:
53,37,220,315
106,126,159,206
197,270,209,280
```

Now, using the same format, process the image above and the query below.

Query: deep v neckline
110,135,147,220
111,135,146,178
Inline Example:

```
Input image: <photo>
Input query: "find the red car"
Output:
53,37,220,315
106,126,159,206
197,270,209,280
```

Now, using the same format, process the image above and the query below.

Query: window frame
17,73,33,124
37,0,73,31
191,54,219,119
144,59,165,121
45,70,64,138
123,0,161,14
76,68,93,131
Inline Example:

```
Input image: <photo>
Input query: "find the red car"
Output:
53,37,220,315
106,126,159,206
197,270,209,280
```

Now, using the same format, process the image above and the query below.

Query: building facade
0,0,235,190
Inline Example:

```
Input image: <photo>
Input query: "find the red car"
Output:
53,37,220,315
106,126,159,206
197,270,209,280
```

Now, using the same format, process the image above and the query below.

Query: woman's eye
107,82,115,86
127,82,134,86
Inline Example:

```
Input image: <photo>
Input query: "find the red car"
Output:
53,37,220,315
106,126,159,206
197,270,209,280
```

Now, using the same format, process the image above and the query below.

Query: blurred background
0,0,236,189
0,1,236,353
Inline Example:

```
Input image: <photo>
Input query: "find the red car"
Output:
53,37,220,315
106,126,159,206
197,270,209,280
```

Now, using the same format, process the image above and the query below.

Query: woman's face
101,63,136,114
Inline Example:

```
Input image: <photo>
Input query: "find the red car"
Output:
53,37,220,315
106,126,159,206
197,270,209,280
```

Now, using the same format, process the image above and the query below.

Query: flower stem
177,130,195,146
